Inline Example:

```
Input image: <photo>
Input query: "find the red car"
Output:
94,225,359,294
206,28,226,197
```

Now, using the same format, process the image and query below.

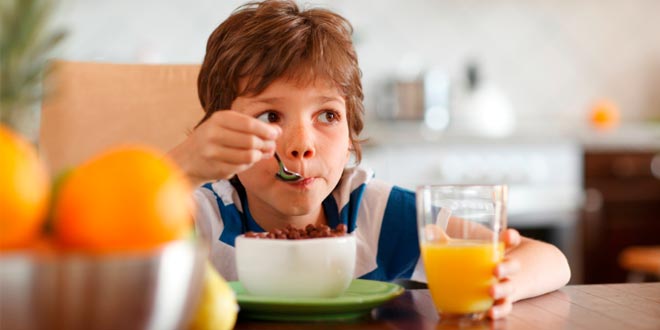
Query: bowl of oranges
0,125,210,330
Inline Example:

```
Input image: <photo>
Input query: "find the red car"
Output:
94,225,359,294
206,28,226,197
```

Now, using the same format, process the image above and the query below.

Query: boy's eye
317,110,339,124
257,111,280,123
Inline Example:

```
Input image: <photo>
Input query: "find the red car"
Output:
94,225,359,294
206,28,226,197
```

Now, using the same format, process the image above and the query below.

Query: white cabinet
361,140,584,226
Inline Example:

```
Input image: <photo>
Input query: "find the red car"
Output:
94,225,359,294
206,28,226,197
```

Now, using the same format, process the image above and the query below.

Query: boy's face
233,77,350,224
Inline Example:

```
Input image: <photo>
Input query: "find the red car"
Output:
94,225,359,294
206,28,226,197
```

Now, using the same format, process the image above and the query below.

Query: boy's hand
168,111,280,186
488,228,522,319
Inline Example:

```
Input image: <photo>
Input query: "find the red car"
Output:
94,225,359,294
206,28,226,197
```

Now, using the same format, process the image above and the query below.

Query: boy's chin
276,203,317,217
273,195,329,217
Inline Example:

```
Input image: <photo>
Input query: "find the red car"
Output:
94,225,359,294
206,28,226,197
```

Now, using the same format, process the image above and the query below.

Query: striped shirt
193,166,424,282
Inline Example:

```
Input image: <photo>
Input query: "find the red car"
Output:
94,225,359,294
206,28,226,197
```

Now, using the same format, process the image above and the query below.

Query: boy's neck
231,177,329,231
236,189,326,231
253,205,327,232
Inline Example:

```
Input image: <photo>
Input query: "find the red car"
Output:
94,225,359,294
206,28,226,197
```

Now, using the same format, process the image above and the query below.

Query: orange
53,145,194,252
0,125,51,250
590,100,620,130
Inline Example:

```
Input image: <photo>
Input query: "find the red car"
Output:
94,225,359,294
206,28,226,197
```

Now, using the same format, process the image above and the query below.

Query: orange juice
421,240,504,315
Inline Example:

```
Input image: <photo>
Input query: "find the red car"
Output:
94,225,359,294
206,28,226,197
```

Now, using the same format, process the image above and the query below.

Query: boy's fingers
488,298,512,319
260,150,275,160
260,140,276,152
495,258,521,278
501,228,521,248
213,111,281,140
214,148,264,165
210,129,274,151
490,278,515,300
260,141,276,159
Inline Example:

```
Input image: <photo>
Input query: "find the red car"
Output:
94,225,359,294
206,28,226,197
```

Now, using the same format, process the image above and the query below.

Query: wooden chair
618,245,660,282
39,60,204,175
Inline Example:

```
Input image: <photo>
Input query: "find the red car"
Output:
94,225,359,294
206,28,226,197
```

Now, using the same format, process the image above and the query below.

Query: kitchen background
51,0,660,122
47,0,660,284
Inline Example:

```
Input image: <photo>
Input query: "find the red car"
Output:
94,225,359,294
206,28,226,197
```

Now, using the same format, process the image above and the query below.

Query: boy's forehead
239,76,344,99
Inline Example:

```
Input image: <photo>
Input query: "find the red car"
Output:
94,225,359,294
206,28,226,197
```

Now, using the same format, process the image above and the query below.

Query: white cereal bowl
235,234,356,298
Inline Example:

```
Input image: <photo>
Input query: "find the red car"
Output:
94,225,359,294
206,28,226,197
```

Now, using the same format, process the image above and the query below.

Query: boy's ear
345,145,352,162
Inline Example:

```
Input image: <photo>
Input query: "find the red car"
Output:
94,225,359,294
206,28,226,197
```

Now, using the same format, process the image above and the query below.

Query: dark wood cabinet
582,150,660,283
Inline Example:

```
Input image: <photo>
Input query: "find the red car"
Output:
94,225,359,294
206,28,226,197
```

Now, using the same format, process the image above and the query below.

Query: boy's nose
284,124,315,159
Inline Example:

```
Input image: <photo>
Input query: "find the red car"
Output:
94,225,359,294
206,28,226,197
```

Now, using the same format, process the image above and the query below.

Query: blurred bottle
392,53,425,120
393,79,425,120
423,68,451,131
451,61,515,137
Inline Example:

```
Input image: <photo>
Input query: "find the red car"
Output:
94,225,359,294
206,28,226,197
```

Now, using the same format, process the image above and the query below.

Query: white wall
52,0,660,122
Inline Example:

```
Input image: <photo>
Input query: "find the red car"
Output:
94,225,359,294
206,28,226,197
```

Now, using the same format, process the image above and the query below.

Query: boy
167,0,570,319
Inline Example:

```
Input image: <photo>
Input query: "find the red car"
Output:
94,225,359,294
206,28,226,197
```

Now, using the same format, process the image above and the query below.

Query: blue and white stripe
193,166,423,282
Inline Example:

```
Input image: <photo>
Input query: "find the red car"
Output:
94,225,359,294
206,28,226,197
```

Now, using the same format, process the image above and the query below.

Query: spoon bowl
274,153,302,182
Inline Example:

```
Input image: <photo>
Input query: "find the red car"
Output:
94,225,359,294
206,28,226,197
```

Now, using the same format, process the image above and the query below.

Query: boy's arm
167,110,280,187
502,236,571,302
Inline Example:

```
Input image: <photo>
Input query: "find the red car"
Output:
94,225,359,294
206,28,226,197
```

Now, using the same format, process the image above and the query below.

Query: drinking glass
416,184,507,322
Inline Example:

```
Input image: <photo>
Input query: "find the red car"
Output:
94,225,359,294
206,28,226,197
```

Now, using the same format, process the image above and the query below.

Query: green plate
228,279,404,322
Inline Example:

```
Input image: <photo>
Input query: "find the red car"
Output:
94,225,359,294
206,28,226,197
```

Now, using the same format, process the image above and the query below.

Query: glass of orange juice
416,184,507,322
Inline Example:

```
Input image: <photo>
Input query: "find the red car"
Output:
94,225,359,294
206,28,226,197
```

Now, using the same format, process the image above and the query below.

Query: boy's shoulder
333,166,388,203
335,166,413,206
338,166,409,191
194,179,243,211
338,166,374,191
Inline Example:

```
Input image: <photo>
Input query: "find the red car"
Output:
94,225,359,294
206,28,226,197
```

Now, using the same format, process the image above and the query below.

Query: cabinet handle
652,154,660,180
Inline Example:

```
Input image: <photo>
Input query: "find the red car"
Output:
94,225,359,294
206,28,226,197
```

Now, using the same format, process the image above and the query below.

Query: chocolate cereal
245,224,348,240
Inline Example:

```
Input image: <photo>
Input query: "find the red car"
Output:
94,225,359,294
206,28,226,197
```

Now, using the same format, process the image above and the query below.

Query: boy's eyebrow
250,97,283,104
249,95,344,105
316,96,344,104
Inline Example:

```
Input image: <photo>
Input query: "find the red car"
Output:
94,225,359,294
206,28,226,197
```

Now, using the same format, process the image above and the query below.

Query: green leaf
0,0,67,129
43,167,74,234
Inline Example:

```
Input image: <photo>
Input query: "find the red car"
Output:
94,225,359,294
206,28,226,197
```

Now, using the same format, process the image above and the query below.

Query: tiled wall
54,0,660,122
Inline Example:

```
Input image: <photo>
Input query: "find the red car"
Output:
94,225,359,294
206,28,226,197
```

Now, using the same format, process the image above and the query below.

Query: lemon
188,262,239,330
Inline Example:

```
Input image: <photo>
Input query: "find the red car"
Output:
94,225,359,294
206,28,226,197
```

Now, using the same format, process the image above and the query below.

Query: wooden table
234,283,660,330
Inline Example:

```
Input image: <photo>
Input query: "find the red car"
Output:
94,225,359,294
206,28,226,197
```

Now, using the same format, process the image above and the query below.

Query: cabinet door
582,151,660,283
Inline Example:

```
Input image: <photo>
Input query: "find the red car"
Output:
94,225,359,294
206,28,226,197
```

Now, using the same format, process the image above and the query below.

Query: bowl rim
235,233,355,245
0,239,207,261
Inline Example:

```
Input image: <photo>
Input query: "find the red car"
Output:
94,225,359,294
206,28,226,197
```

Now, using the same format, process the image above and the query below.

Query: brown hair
197,0,365,162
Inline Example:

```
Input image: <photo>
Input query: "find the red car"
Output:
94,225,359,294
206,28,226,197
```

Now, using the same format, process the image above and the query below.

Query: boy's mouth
286,177,315,187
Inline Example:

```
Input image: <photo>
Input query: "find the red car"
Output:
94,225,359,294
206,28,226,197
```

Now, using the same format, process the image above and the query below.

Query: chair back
39,60,204,175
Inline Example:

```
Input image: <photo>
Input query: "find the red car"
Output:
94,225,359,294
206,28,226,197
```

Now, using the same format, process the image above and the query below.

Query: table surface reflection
233,282,660,330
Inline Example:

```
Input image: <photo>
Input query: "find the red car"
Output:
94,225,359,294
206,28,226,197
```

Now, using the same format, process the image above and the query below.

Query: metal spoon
274,153,302,182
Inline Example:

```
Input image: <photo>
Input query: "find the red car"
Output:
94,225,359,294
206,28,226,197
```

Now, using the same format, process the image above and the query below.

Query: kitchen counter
361,119,660,151
576,122,660,151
